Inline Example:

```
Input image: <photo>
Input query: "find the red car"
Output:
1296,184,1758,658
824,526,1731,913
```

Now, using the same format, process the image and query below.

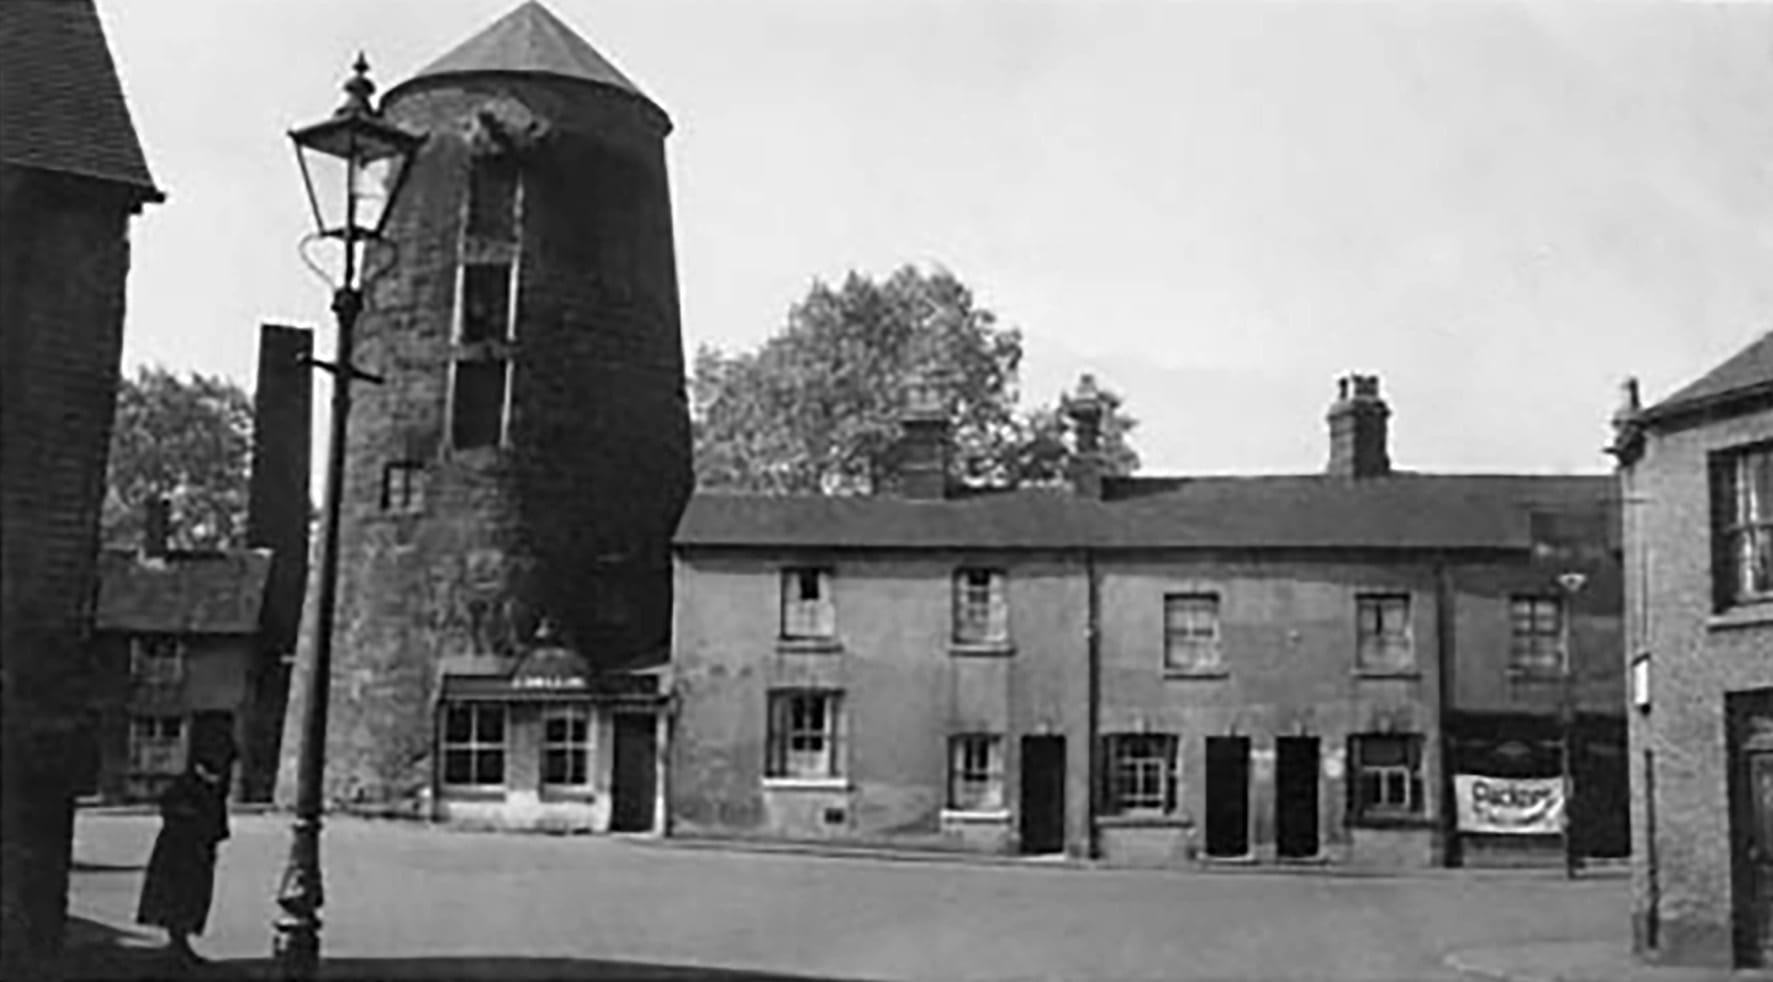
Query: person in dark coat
136,729,234,965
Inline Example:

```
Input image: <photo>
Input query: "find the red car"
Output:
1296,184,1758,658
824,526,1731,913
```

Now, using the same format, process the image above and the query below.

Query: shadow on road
64,916,867,982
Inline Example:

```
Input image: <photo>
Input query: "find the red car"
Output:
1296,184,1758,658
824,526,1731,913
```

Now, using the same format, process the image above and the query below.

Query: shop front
434,642,667,833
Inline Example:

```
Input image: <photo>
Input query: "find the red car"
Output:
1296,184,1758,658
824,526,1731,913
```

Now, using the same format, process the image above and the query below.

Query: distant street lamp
1556,569,1588,881
274,55,423,981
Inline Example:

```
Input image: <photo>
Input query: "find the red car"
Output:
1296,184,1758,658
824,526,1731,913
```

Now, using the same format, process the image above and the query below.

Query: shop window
1349,734,1424,822
129,716,184,774
947,734,1004,812
441,703,506,787
765,689,842,779
542,705,590,787
1103,733,1178,815
1163,593,1222,672
1509,596,1563,674
1713,442,1773,608
1355,593,1413,671
779,567,834,639
952,568,1008,645
450,359,509,450
130,636,184,687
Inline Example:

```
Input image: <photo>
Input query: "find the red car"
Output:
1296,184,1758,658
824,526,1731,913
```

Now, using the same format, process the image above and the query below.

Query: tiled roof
95,549,273,634
397,1,652,105
674,473,1617,552
1641,330,1773,422
0,0,160,197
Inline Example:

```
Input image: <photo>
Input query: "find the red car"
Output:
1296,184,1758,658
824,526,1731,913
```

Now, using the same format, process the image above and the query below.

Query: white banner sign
1455,774,1565,834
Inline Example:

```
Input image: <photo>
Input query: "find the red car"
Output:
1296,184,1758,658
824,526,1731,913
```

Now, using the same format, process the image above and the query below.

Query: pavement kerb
1442,941,1773,982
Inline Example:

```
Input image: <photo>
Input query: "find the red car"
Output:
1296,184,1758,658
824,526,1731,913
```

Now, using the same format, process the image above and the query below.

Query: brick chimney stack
1065,373,1106,499
1325,374,1391,479
141,497,170,558
897,369,951,500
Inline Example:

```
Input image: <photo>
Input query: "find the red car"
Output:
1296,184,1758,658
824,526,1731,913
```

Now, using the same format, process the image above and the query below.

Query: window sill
761,777,850,792
1352,669,1422,681
1347,814,1435,831
949,641,1015,658
440,787,506,801
940,808,1010,824
776,637,843,655
1096,812,1188,829
1164,669,1229,680
1506,667,1567,683
1708,603,1773,632
540,788,596,802
1198,853,1258,865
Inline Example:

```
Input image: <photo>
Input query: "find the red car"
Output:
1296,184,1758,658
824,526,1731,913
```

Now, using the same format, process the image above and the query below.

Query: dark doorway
610,713,657,833
190,711,236,791
1729,689,1773,968
1276,736,1320,859
1205,736,1251,858
1019,735,1066,854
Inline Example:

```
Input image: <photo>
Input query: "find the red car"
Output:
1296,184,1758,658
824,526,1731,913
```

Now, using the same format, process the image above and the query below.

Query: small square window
129,715,184,774
381,461,427,514
130,636,184,687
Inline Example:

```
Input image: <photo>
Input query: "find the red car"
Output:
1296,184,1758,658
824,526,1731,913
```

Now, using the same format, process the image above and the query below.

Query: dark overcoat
135,771,229,935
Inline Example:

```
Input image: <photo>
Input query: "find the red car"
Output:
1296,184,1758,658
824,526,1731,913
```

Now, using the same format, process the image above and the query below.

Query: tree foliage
692,265,1139,495
103,365,254,551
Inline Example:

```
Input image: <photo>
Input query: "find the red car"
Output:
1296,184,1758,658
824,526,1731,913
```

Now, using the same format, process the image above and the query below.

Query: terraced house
669,375,1627,869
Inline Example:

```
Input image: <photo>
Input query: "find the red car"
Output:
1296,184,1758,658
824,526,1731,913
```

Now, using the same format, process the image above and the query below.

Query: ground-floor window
129,715,184,774
442,702,506,788
1349,733,1424,821
1104,733,1178,814
766,689,842,779
542,705,591,788
948,734,1004,811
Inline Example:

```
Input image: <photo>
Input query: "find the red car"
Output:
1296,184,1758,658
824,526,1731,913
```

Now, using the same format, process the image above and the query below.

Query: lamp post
1556,569,1588,881
274,55,423,981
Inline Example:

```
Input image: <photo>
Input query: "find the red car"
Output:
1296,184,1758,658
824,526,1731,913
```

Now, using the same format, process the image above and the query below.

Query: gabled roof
95,549,273,634
0,0,160,199
1640,330,1773,424
397,1,652,105
674,473,1617,553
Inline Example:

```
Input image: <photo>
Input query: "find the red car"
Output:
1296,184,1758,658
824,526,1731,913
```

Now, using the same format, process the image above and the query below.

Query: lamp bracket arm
298,355,385,386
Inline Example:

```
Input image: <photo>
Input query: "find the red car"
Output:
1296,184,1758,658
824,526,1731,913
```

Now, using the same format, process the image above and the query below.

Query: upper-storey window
459,262,515,343
1509,596,1563,674
952,568,1008,645
450,360,509,450
1163,593,1222,673
1355,593,1414,672
780,567,835,639
466,156,519,242
1715,442,1773,608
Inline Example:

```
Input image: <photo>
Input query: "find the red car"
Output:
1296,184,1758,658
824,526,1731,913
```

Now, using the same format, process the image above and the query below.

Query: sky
97,0,1773,481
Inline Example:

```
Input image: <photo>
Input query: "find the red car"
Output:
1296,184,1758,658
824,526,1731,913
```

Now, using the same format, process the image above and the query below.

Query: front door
1206,736,1251,858
1731,688,1773,968
1019,735,1065,854
610,713,657,833
1276,736,1320,859
1748,750,1773,967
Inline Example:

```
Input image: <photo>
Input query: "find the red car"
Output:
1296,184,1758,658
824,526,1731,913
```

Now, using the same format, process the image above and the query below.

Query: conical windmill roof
397,2,655,107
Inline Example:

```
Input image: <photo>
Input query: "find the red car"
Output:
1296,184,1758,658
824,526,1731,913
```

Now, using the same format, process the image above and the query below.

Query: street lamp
1556,570,1588,881
274,55,423,981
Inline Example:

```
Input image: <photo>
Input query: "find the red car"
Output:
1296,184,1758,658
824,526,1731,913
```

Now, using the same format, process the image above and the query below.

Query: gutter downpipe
1435,555,1461,868
1085,546,1102,861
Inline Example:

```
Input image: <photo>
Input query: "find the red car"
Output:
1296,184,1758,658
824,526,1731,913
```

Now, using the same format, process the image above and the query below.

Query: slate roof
0,0,160,198
1640,330,1773,423
675,473,1617,553
95,549,273,634
396,1,653,106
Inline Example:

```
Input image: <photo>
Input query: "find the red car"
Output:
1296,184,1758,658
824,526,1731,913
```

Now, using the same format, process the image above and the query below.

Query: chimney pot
142,497,170,557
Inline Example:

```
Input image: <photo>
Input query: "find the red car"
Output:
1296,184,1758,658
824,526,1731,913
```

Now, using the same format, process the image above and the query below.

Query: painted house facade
1615,330,1773,970
670,376,1625,869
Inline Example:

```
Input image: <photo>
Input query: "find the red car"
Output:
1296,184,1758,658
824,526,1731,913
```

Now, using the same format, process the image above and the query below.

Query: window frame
540,704,591,789
1102,732,1179,816
1507,595,1564,674
128,714,185,774
946,733,1005,813
1348,733,1425,824
764,689,843,780
464,155,520,243
779,567,836,640
1355,592,1415,671
440,702,508,789
1714,442,1773,609
129,636,185,687
1162,592,1223,673
448,357,513,451
952,568,1009,645
380,460,427,514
